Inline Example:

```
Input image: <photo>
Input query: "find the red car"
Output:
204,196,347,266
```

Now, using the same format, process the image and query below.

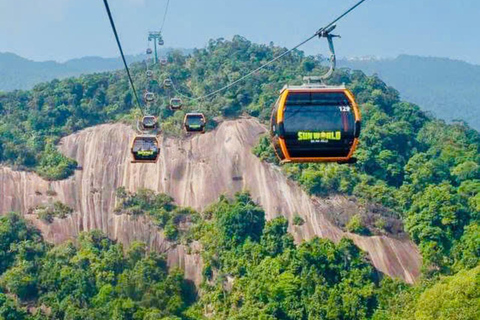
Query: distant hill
0,49,192,92
2,52,480,130
339,55,480,130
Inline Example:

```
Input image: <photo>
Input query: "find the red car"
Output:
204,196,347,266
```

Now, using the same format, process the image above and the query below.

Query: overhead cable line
319,0,368,33
160,0,171,33
102,0,144,115
180,0,370,103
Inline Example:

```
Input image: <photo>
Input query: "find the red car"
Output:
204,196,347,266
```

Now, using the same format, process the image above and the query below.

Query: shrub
346,214,370,235
293,215,305,226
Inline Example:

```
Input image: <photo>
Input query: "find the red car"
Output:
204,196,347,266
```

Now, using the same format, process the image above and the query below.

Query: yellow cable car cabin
131,135,160,163
184,113,206,133
270,86,361,164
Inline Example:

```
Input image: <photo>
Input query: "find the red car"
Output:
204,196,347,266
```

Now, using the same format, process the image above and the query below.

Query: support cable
102,0,144,115
177,0,370,103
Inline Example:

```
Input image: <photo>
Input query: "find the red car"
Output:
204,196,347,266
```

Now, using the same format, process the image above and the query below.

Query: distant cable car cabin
160,58,168,66
131,135,160,163
163,79,172,88
158,39,164,45
144,92,155,103
140,115,158,131
270,86,361,164
146,70,153,78
170,98,182,110
146,48,153,55
184,113,206,133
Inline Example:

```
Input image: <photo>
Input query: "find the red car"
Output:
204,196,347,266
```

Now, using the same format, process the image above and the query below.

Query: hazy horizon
2,49,479,68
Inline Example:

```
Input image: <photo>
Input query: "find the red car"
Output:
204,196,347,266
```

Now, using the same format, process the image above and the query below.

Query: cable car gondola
146,70,153,78
270,86,361,164
131,135,160,163
184,113,206,133
163,79,172,88
170,98,182,110
160,58,168,66
140,115,158,131
146,48,153,55
144,92,155,103
159,39,164,45
103,0,368,166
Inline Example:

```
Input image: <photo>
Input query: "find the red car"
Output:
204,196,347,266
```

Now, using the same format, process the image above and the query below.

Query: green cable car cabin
131,135,160,163
163,79,172,88
170,98,182,111
184,113,206,133
140,115,158,131
270,86,361,164
144,92,155,103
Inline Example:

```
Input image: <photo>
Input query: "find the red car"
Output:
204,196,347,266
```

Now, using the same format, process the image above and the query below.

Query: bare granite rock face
0,118,422,284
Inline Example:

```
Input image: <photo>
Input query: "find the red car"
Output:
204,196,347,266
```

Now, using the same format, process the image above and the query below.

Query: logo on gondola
137,150,155,156
297,131,342,142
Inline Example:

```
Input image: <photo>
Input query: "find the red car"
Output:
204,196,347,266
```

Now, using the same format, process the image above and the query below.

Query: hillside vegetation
0,36,479,319
1,191,479,319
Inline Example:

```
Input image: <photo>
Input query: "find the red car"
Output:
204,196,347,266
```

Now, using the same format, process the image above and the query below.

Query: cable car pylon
148,31,164,64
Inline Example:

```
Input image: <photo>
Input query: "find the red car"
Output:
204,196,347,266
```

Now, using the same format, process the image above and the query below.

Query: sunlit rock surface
0,118,421,284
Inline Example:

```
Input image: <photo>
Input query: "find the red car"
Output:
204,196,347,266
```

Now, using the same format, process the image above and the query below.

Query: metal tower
148,31,163,64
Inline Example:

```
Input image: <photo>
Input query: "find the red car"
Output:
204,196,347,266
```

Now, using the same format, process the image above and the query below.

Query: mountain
0,36,479,319
0,119,421,284
3,52,480,132
0,49,192,92
339,55,480,130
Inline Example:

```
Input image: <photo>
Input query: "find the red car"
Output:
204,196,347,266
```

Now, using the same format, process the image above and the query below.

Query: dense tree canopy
190,193,379,320
0,213,195,320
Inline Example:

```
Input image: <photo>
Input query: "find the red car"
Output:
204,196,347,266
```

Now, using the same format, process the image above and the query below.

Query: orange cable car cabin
270,86,361,164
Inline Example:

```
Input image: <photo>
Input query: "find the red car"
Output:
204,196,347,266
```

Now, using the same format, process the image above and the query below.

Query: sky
0,0,479,64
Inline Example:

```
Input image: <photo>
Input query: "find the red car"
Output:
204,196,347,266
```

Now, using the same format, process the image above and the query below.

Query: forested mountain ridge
0,52,140,91
0,49,192,91
4,51,479,131
0,36,479,319
339,54,480,130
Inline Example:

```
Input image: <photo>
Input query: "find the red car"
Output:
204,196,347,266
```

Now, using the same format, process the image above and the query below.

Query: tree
406,182,467,268
214,192,265,247
36,143,77,180
414,266,480,320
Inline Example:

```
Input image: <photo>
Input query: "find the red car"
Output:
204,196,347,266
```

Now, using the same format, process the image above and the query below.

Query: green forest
1,36,479,319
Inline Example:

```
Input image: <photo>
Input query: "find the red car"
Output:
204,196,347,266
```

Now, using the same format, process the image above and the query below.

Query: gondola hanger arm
305,25,341,83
